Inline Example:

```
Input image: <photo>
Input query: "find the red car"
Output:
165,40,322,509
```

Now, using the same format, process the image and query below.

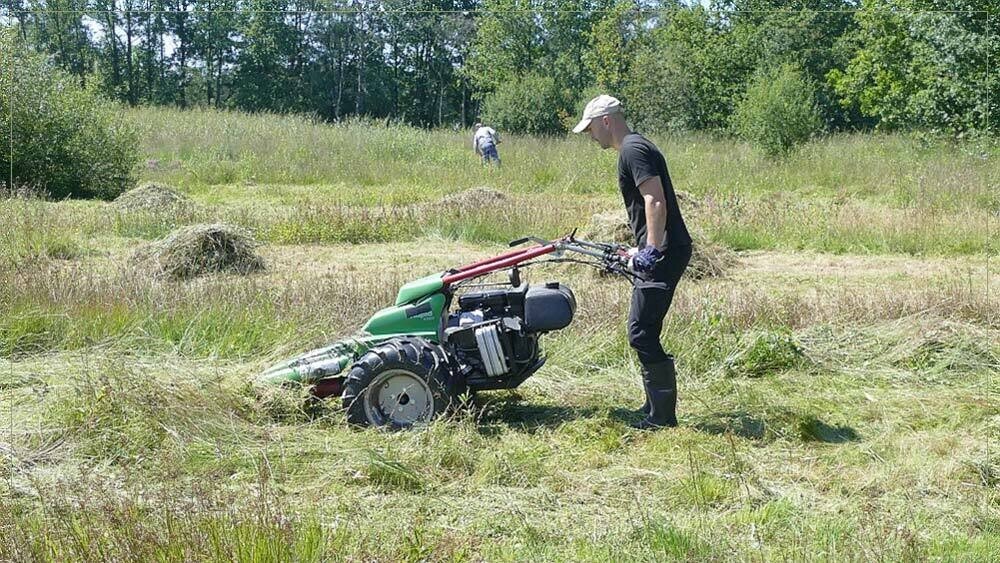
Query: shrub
0,29,139,199
480,72,572,136
732,63,824,156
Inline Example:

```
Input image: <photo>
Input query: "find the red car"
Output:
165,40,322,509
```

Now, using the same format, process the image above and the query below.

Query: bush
480,72,572,136
732,63,823,156
0,29,139,199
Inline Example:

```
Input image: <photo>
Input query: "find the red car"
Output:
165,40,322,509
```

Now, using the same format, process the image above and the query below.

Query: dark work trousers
627,245,692,365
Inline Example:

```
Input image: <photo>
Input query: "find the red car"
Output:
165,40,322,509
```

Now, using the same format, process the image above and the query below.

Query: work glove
629,246,662,274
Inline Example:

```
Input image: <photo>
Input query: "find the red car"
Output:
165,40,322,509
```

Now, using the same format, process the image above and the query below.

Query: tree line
2,1,997,137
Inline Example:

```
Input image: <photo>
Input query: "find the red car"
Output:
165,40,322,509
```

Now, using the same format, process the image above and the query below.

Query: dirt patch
114,182,191,213
131,223,265,280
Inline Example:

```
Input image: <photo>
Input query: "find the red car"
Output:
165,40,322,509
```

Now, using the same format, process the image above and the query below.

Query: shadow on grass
693,410,861,443
608,406,646,425
473,398,860,444
473,394,600,434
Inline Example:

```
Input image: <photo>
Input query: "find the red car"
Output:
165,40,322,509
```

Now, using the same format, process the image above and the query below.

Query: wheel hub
365,369,432,427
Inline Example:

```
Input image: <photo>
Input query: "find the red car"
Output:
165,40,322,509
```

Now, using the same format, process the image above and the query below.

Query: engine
444,282,575,389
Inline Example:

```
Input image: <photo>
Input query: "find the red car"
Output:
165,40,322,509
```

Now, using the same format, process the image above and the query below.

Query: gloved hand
629,246,662,274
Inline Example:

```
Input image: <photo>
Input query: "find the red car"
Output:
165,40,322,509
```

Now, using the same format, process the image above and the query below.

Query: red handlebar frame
442,242,558,286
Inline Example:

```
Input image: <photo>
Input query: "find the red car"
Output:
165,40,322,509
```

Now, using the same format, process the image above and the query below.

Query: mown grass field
1,108,998,561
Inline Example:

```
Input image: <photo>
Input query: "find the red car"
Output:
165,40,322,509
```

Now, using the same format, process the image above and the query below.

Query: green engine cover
395,273,445,305
363,292,446,339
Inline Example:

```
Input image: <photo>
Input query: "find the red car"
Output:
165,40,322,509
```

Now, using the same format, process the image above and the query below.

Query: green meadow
2,108,997,561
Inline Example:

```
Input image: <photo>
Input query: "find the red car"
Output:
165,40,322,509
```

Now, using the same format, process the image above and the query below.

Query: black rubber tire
341,337,460,428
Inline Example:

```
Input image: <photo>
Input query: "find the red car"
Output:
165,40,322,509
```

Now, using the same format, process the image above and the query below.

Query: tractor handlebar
497,232,639,283
451,232,637,288
560,237,635,278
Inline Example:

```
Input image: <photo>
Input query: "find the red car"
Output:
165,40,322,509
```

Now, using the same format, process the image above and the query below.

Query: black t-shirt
617,133,692,250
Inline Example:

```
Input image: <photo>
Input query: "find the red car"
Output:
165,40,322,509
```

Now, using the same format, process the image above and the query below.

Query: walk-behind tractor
259,233,637,428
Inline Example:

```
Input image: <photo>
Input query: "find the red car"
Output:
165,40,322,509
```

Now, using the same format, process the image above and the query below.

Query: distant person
573,94,692,430
473,122,501,167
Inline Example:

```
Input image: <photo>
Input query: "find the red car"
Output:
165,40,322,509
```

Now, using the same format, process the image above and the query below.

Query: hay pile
114,182,191,212
686,235,738,279
579,209,737,280
131,223,265,280
579,210,633,245
437,187,509,207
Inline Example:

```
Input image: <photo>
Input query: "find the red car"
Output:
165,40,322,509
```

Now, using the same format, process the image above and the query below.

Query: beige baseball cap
572,94,622,133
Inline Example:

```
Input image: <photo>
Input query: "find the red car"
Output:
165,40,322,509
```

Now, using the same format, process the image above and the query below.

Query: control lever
508,236,552,248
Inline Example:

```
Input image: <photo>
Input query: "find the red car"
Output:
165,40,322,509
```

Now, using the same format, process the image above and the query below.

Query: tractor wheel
342,338,461,428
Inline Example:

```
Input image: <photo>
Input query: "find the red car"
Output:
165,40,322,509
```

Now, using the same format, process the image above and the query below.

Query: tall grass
133,108,618,197
124,107,996,256
0,192,993,263
133,107,998,213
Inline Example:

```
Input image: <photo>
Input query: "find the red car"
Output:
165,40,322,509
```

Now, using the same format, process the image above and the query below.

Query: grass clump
794,414,861,443
0,307,69,357
4,233,82,264
579,209,633,244
363,450,426,492
264,205,420,244
633,519,712,559
724,330,806,378
891,321,999,375
131,223,265,280
686,236,739,280
670,472,738,509
0,199,87,266
473,441,548,487
695,404,860,444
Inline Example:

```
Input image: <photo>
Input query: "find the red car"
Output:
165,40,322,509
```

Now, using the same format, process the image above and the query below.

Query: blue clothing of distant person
473,123,501,166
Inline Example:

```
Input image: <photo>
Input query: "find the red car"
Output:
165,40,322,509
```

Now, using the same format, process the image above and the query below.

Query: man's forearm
644,198,666,248
638,177,668,249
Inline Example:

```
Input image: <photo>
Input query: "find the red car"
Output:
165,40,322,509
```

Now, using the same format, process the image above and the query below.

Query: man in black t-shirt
573,94,693,430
